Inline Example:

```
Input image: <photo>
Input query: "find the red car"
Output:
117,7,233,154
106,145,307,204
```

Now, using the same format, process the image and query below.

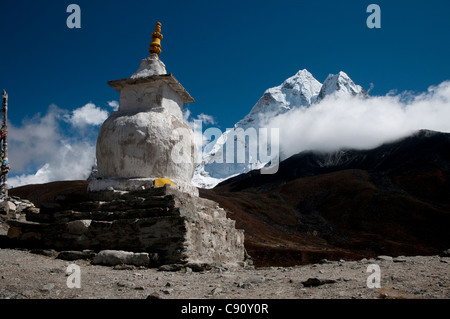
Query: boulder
301,278,337,287
66,220,91,235
377,255,393,261
57,250,96,261
0,201,16,215
92,250,150,267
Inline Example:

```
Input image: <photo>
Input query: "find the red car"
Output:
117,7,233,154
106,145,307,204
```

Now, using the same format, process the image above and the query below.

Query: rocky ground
0,246,448,300
1,197,449,301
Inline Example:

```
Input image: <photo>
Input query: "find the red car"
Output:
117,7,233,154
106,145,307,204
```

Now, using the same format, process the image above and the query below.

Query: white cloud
196,113,216,125
66,102,108,127
183,108,217,151
183,108,216,127
265,80,450,160
8,104,66,173
182,108,191,123
9,143,96,187
107,100,119,111
8,102,110,188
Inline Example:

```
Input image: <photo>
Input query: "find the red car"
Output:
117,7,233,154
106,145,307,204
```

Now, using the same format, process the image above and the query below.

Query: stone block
0,201,16,215
92,250,150,267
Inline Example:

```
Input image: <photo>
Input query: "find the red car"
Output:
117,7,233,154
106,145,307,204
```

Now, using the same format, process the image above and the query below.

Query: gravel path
0,248,448,299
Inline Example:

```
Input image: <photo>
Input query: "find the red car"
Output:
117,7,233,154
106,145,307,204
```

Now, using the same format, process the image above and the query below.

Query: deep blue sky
1,0,450,131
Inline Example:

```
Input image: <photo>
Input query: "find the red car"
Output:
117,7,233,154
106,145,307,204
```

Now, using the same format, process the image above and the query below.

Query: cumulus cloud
65,102,108,127
8,104,66,173
196,113,216,126
8,102,110,188
107,100,119,111
9,143,96,186
183,108,216,127
183,108,217,150
265,80,450,160
182,108,191,123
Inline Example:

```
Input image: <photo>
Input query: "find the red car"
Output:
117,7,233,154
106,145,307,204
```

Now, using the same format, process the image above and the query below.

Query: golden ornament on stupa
149,22,163,57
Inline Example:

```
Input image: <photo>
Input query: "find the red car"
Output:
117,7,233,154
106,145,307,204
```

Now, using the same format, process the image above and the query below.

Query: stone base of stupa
88,177,199,197
7,185,247,268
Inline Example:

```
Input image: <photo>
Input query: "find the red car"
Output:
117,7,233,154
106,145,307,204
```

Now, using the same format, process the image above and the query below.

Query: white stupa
89,22,198,195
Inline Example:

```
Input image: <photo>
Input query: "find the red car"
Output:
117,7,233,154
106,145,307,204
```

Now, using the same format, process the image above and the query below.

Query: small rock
30,249,58,258
184,262,211,272
158,264,183,272
165,282,173,287
440,249,450,257
377,255,393,261
50,268,65,274
393,256,407,263
40,283,55,292
301,278,337,287
210,287,223,296
113,264,136,270
161,288,173,295
135,286,145,291
2,291,18,299
21,290,35,298
236,282,252,289
24,207,40,215
17,202,35,213
57,250,96,261
117,280,135,288
390,275,399,282
246,277,265,284
146,292,161,299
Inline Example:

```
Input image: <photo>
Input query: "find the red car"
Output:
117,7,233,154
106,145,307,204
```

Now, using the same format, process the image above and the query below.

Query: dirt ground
0,247,448,300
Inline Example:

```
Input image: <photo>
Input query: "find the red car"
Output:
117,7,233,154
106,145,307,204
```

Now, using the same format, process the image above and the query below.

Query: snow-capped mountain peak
317,71,367,102
192,69,367,189
241,69,322,127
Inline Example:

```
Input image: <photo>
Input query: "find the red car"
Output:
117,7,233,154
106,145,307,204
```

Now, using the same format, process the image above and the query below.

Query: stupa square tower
89,22,198,195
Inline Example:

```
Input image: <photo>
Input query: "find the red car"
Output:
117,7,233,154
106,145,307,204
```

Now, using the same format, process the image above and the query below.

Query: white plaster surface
95,109,197,185
118,81,183,117
131,54,167,78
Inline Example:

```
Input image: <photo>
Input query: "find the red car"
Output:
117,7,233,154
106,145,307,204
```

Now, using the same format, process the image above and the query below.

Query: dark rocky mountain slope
201,130,450,266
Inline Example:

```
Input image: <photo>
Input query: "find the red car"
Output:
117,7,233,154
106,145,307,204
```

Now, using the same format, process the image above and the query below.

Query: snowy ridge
238,69,321,129
192,69,366,189
317,71,367,102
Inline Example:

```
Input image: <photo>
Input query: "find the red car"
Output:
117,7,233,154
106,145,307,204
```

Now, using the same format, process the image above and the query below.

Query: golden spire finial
149,22,163,57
